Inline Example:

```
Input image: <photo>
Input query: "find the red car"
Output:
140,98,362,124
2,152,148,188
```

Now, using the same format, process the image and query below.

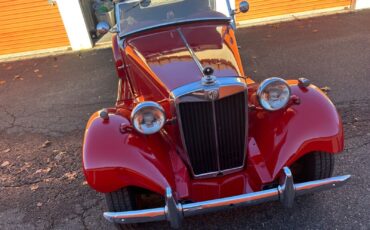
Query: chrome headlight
257,77,291,111
131,102,166,134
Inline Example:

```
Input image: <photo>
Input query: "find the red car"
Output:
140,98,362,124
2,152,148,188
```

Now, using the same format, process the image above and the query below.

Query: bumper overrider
104,167,350,228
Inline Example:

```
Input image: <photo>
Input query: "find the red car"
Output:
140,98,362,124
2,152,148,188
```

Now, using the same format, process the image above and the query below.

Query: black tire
291,151,335,183
105,188,138,230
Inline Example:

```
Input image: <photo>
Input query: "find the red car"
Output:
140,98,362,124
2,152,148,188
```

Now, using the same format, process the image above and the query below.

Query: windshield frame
115,0,232,38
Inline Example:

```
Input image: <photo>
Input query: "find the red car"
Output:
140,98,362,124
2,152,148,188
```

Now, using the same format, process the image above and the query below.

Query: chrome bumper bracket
278,167,295,207
165,187,183,229
104,167,350,228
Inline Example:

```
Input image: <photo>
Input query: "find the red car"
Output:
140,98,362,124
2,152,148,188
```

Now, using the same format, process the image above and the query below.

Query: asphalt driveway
1,9,369,230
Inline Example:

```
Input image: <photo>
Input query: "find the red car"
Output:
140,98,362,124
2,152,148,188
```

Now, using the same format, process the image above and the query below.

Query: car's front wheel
105,188,137,230
105,187,164,230
291,151,335,183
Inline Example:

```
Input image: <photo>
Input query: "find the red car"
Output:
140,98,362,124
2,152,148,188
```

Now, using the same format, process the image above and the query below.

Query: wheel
291,151,335,183
105,187,165,230
105,188,137,230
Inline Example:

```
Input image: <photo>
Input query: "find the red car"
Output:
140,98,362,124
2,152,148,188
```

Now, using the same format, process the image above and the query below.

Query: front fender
248,80,344,181
82,112,176,194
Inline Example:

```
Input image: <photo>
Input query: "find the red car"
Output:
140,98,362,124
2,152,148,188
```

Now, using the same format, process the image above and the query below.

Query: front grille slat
215,92,246,170
178,91,247,176
179,102,218,175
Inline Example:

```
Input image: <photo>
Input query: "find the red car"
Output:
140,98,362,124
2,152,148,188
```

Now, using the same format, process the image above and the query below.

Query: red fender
247,80,344,184
82,112,177,195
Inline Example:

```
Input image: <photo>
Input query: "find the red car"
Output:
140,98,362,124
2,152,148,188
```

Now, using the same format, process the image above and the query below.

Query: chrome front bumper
104,167,350,228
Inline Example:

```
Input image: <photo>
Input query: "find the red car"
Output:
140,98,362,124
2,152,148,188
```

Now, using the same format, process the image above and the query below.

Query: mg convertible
82,0,350,229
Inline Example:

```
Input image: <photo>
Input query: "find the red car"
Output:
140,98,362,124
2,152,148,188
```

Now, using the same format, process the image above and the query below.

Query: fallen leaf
53,65,58,68
3,148,10,153
320,86,331,92
354,117,359,122
34,69,39,73
54,152,65,161
13,75,24,80
37,202,43,207
64,172,77,180
30,184,39,191
35,167,51,174
1,161,10,167
41,140,51,148
0,80,6,85
6,66,12,70
37,74,43,78
43,167,51,174
312,29,319,33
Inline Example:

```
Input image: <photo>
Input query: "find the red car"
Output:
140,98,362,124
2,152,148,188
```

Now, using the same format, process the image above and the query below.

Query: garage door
0,0,70,56
236,0,352,22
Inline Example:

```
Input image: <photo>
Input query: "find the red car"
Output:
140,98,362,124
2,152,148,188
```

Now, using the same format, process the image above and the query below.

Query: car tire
105,188,138,230
292,151,335,182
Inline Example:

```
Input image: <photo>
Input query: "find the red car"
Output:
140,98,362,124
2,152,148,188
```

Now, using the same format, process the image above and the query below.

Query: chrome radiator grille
178,91,247,176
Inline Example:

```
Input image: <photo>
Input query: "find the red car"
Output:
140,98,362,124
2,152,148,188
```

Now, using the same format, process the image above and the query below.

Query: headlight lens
257,77,291,111
131,102,166,134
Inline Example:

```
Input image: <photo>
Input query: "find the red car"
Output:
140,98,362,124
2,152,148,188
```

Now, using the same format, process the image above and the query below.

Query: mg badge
206,89,219,101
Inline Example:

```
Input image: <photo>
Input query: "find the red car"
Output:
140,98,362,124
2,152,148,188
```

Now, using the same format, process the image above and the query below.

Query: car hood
124,23,244,94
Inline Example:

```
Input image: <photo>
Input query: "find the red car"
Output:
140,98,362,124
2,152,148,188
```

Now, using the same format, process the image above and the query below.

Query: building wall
355,0,370,9
0,0,70,56
235,0,352,23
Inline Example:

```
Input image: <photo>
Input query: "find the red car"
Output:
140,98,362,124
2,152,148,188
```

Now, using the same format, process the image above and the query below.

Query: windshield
116,0,230,37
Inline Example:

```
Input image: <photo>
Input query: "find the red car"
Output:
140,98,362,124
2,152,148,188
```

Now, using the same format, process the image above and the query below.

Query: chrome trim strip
187,165,245,179
170,77,246,99
226,0,236,29
177,28,205,77
210,99,221,172
103,167,351,228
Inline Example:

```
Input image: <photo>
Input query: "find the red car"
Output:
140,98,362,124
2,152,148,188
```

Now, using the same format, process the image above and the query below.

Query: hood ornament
202,67,216,85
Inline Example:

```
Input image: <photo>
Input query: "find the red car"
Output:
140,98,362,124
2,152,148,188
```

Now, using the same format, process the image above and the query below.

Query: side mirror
96,22,110,36
239,1,249,13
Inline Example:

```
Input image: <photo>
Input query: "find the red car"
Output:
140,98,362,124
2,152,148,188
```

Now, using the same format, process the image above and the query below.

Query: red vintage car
83,0,350,229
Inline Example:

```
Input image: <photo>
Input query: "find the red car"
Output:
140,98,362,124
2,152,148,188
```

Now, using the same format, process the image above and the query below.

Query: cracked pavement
1,9,370,230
